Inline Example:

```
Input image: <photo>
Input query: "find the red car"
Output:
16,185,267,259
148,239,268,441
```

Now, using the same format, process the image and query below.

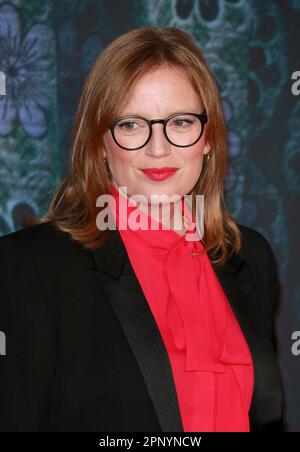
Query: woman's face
102,65,210,202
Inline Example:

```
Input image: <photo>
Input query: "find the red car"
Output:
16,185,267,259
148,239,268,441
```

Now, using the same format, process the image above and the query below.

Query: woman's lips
140,167,179,181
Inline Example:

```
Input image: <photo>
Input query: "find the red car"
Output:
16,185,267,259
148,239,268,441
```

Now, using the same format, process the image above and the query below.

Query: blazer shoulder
237,223,271,246
0,220,72,246
236,223,279,311
0,221,89,267
236,223,275,262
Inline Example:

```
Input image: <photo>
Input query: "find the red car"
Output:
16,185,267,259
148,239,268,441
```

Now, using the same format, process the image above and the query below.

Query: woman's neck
137,201,186,235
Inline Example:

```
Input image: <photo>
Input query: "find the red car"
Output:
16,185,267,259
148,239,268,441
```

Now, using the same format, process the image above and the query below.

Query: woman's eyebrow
118,109,201,117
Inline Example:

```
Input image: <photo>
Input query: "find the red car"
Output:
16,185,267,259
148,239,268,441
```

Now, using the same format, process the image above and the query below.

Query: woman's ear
203,142,211,155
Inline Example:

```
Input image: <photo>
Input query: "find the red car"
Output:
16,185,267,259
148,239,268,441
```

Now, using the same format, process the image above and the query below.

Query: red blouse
108,186,254,432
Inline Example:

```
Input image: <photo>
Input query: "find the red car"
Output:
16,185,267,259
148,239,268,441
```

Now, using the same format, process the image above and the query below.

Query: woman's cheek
184,158,203,184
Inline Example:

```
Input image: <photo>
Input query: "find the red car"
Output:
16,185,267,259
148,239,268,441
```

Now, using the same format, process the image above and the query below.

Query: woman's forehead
118,67,202,116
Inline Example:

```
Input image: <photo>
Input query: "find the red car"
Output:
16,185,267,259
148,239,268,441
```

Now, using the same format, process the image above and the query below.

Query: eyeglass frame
109,110,208,150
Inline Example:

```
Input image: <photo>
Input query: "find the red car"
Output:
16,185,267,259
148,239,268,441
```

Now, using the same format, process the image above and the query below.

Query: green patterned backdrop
0,0,299,431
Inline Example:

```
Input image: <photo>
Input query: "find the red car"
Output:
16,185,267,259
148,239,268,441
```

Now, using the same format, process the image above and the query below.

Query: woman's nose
145,124,172,157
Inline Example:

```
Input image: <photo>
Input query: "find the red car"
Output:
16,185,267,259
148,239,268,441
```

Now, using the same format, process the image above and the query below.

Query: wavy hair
30,26,241,265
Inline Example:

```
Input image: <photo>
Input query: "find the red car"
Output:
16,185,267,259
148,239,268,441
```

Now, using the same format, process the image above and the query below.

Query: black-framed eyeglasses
109,111,208,150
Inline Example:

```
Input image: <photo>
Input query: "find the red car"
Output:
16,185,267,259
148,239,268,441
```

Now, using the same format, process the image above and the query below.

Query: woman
0,26,283,432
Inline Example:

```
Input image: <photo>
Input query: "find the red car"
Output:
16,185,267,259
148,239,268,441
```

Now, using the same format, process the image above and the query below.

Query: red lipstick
140,167,179,182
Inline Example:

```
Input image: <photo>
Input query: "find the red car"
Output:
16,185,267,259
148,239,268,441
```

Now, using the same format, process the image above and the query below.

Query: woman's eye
118,121,136,130
171,118,193,127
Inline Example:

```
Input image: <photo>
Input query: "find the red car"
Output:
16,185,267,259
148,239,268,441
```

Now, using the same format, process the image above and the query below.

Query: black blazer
0,221,283,432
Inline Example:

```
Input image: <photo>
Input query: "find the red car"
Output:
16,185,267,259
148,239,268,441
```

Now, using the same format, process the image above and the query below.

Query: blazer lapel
90,228,260,431
90,228,184,432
